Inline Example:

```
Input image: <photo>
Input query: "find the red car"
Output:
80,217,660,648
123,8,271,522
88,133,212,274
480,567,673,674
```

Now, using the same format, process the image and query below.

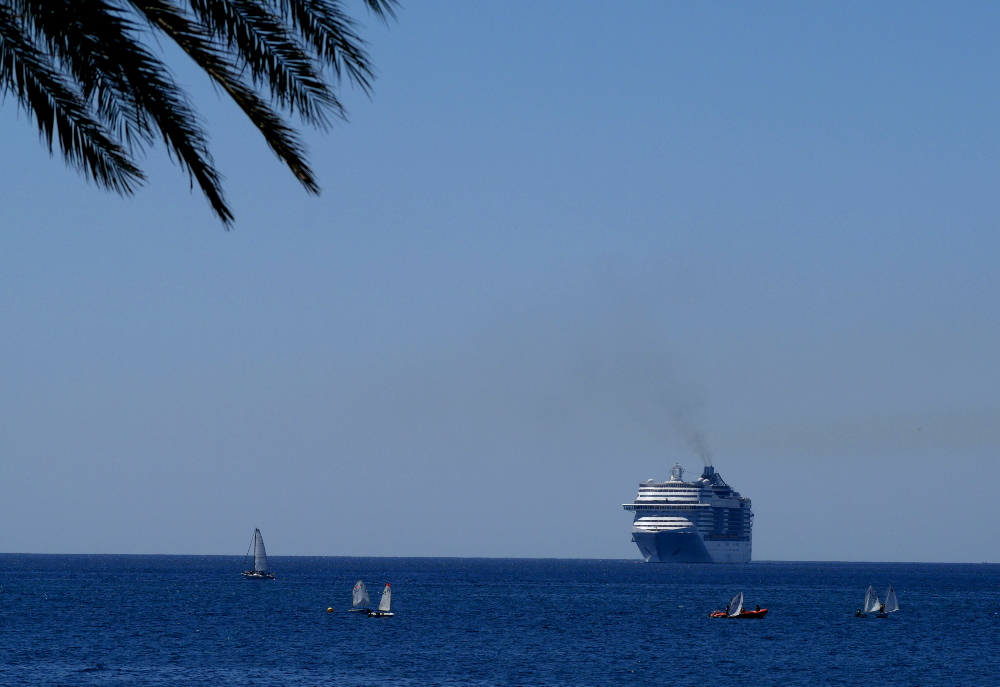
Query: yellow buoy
326,607,333,613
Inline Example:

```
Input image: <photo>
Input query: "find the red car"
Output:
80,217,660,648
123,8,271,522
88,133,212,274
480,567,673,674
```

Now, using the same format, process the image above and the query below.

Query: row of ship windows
636,491,739,498
627,504,747,510
633,528,751,533
637,488,706,492
624,504,709,509
632,527,751,540
632,519,750,537
638,511,753,522
634,495,737,499
637,487,734,494
634,500,747,508
634,520,750,527
635,518,750,525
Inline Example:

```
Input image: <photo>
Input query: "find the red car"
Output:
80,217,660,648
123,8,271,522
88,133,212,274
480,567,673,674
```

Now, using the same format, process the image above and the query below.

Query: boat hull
709,609,768,619
632,528,712,563
632,528,750,563
242,571,275,579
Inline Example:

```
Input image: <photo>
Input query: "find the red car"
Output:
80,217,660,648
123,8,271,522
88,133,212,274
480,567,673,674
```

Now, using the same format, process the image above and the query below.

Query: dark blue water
1,555,997,686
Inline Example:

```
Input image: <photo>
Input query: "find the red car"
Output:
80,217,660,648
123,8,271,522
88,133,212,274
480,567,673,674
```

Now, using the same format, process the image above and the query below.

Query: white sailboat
876,586,899,618
241,528,275,579
368,583,393,617
856,585,882,617
349,579,371,612
727,591,744,617
884,587,899,613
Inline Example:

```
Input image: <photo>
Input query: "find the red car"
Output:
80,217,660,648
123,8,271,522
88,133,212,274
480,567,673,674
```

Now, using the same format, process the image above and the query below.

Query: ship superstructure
623,463,752,563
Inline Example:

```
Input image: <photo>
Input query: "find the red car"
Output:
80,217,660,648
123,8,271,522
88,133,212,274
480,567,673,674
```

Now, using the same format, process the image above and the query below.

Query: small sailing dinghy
367,583,393,617
241,528,275,579
875,586,899,618
349,579,371,612
856,585,880,617
709,591,768,619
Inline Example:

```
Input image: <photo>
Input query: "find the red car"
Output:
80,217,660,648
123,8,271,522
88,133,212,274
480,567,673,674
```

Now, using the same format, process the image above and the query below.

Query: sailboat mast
243,536,254,569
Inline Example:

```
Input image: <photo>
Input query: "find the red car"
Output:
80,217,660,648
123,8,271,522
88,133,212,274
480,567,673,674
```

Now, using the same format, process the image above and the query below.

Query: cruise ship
623,463,752,563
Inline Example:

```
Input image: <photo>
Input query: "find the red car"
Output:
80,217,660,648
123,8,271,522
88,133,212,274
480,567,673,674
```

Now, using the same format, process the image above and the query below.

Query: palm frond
22,0,233,223
269,0,377,93
362,0,398,22
0,3,143,194
1,0,396,225
130,0,316,198
188,0,337,126
13,0,156,151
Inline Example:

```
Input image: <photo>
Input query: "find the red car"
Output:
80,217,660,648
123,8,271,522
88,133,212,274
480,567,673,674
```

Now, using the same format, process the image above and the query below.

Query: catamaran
709,591,768,618
241,528,275,579
368,583,393,617
350,579,371,612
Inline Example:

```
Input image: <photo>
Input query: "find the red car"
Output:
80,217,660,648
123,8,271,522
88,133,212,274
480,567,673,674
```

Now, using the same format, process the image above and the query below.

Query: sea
0,555,997,686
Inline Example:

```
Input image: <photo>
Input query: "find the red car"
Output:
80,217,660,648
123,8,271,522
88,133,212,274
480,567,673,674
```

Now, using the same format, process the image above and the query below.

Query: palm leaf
131,0,316,198
0,0,397,225
189,0,337,125
0,3,143,193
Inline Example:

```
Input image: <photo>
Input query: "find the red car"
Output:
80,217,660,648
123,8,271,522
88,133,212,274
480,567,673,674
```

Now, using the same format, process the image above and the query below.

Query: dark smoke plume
682,428,713,466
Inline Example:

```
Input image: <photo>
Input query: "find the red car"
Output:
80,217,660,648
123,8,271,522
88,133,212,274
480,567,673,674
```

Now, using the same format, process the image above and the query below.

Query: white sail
884,587,899,613
728,591,743,617
863,586,880,614
353,580,370,608
377,583,392,612
253,529,269,573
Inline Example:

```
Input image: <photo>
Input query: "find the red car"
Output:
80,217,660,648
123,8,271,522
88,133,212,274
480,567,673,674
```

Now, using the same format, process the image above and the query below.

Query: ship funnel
701,465,715,479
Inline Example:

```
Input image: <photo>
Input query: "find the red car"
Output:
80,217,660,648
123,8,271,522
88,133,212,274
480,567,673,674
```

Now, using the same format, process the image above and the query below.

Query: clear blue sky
1,1,997,562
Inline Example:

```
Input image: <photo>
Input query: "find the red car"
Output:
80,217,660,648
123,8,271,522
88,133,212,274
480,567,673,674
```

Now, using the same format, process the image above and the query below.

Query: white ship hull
631,528,751,564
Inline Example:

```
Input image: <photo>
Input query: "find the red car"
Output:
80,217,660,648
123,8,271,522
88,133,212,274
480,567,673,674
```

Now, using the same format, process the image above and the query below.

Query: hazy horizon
0,552,994,564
